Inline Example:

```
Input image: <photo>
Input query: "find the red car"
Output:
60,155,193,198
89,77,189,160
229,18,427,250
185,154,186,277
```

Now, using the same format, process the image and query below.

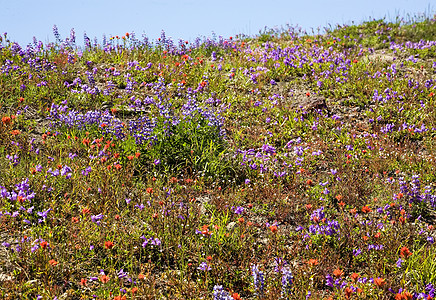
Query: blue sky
0,0,434,46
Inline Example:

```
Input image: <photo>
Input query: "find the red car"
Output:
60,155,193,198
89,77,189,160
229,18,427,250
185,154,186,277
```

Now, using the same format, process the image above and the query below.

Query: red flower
269,225,278,233
1,116,11,125
361,206,371,213
80,278,87,286
99,274,109,283
333,269,343,277
40,241,48,249
373,277,385,288
49,259,58,266
307,259,318,266
146,188,153,194
232,293,241,300
350,272,360,282
104,241,114,249
400,246,412,258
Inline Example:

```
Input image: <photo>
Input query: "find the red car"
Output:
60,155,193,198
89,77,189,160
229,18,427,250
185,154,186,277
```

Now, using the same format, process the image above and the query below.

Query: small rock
297,97,327,112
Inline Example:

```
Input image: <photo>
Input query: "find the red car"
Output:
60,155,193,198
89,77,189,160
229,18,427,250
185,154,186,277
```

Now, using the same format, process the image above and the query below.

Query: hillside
1,15,436,299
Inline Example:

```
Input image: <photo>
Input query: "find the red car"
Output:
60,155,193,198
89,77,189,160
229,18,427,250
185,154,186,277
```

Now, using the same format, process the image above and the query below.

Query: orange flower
350,272,360,282
49,259,58,266
80,278,87,286
333,269,343,277
400,246,412,258
99,274,109,283
361,206,371,213
146,187,153,194
138,273,145,280
335,194,343,201
113,295,126,300
238,217,244,224
232,293,241,300
40,241,48,249
306,179,314,186
1,116,12,125
127,155,134,160
104,241,114,249
307,259,318,266
345,287,353,299
373,277,385,288
349,208,357,214
269,225,278,233
131,287,138,294
402,291,413,300
10,129,21,135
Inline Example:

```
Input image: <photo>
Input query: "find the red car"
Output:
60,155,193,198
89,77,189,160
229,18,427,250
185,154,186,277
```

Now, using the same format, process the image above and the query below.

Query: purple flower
396,258,404,268
281,268,293,297
117,269,128,278
353,248,362,256
90,214,104,225
212,285,232,300
232,206,244,215
198,262,211,271
252,264,265,296
82,166,91,176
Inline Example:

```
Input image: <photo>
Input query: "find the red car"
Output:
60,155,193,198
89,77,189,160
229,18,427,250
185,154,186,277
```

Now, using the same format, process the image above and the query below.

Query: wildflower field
1,14,436,300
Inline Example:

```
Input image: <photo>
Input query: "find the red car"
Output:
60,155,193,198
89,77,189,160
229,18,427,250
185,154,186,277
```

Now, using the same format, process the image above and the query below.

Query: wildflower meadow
0,14,436,300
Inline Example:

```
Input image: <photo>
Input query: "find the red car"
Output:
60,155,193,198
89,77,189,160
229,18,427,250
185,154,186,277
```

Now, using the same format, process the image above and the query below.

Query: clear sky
0,0,434,46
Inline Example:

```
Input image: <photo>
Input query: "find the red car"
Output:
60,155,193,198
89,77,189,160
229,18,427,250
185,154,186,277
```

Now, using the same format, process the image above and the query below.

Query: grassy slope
0,15,436,299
